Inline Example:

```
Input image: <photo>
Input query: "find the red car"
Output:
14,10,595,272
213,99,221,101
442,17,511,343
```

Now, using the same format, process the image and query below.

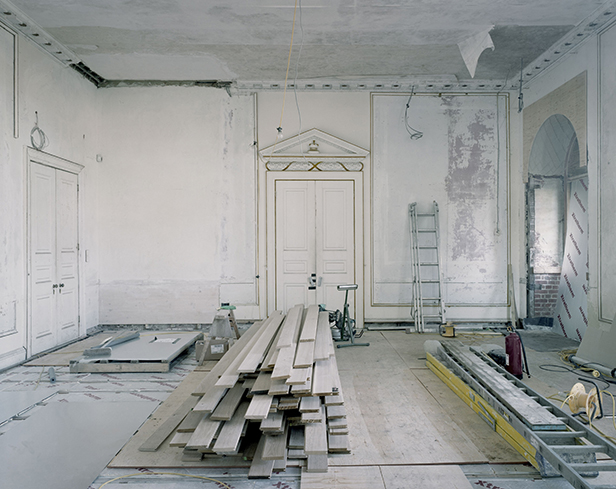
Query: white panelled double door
29,161,80,355
275,179,357,317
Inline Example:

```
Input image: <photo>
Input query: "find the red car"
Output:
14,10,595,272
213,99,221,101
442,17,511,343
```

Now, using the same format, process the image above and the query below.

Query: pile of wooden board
139,304,350,478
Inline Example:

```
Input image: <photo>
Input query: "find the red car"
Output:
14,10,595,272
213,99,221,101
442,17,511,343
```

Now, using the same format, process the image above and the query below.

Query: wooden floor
110,330,525,470
330,331,525,466
7,328,592,489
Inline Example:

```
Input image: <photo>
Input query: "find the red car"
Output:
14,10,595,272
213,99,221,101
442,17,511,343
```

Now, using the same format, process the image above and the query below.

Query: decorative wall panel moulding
259,128,369,172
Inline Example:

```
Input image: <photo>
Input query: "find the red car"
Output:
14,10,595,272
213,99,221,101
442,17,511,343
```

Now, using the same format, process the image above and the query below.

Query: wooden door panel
30,163,57,353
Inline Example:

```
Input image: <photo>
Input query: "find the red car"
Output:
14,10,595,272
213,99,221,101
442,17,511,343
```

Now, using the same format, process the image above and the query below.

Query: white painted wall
98,88,258,324
0,31,101,369
371,93,510,321
257,91,512,323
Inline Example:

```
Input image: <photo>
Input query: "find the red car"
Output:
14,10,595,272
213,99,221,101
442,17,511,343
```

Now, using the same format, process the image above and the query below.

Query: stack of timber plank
138,304,350,478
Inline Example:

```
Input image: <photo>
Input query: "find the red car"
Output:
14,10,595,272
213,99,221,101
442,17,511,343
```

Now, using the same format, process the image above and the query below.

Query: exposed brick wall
533,273,560,317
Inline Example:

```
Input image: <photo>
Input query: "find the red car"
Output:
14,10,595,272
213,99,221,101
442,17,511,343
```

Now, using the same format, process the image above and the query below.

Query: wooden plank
251,371,272,394
138,395,199,452
213,402,250,454
273,449,287,470
248,434,274,479
181,450,203,462
312,357,337,396
286,366,311,385
262,426,288,460
289,426,305,448
328,418,348,429
216,321,271,388
300,396,321,413
169,431,192,448
237,312,284,373
270,398,279,412
291,376,312,396
268,376,291,396
210,383,247,420
326,405,346,419
262,325,285,371
288,448,307,459
185,413,222,450
193,321,263,396
276,304,303,349
193,385,228,413
299,305,319,342
176,410,204,432
304,406,327,455
277,397,300,410
260,412,284,432
306,454,328,473
313,312,332,361
293,340,315,369
271,345,295,380
245,394,274,420
301,410,323,423
444,343,567,431
328,433,350,453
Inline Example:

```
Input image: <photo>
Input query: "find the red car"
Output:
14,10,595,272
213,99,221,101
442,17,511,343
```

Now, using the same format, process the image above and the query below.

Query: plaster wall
98,88,258,324
0,31,101,369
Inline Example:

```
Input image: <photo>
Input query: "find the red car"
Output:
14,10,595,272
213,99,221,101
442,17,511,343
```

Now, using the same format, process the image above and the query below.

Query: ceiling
1,0,614,89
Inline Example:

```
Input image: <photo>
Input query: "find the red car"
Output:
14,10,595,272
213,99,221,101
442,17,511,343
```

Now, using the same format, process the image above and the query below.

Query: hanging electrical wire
404,87,423,140
30,111,48,150
276,0,299,141
293,0,308,162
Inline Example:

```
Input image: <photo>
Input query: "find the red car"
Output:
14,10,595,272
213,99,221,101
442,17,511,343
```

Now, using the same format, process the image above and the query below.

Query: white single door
29,162,79,354
275,180,355,315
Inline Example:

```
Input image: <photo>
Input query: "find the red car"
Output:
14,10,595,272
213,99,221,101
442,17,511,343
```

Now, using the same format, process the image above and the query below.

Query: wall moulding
259,128,369,172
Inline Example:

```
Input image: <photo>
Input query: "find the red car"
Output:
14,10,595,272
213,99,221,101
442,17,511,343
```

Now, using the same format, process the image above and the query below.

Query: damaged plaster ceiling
0,0,613,87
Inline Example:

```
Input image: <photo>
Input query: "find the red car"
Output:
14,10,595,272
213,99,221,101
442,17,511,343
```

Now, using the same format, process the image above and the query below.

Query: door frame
26,148,83,357
266,171,364,328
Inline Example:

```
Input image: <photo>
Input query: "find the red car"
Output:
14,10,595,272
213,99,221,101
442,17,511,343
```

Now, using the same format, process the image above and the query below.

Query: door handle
308,273,317,290
317,276,323,287
52,283,58,294
59,283,64,293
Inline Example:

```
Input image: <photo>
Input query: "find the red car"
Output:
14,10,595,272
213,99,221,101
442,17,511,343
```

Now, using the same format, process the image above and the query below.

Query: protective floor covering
0,401,157,489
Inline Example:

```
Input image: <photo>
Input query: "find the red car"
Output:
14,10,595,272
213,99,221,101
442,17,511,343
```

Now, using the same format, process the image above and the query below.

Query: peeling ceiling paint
2,0,611,83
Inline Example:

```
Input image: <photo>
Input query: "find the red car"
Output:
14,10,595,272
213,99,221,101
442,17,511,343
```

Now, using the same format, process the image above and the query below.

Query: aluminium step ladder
434,341,616,489
408,201,446,332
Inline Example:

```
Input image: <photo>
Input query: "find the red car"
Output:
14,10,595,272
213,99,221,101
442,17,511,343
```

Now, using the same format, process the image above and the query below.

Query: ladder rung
420,262,439,266
570,463,616,472
418,229,436,232
535,431,587,439
551,444,607,454
422,297,441,301
418,246,437,249
421,279,440,283
416,213,435,217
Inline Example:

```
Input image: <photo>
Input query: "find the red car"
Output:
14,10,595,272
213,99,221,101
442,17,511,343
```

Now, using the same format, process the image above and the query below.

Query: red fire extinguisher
505,329,530,380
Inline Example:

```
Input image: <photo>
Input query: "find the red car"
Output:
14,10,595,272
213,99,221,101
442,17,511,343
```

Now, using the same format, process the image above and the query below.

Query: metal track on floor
431,341,616,489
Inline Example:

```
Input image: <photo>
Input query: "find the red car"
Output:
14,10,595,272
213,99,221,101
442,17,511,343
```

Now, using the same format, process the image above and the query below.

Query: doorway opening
526,114,586,321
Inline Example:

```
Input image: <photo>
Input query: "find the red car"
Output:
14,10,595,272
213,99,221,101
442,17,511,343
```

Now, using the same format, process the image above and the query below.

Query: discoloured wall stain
443,96,496,262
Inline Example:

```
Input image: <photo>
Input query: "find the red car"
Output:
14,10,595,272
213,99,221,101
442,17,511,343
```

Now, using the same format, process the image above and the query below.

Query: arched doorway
527,114,585,321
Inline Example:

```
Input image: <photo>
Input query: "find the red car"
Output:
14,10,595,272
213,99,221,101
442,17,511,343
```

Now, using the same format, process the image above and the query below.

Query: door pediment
260,128,369,171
